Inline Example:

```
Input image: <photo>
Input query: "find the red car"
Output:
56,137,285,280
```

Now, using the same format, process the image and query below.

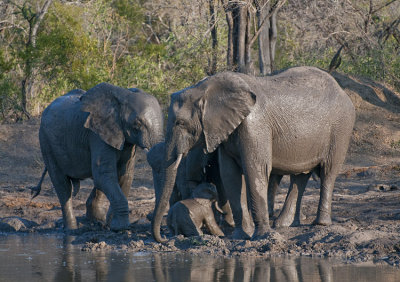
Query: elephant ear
81,82,125,150
201,73,256,153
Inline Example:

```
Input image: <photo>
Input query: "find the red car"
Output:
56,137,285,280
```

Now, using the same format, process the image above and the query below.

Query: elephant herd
34,66,355,243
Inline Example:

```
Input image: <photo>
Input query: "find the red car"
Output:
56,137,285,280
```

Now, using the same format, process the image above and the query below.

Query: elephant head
192,183,218,201
192,183,225,214
152,72,256,242
81,83,163,150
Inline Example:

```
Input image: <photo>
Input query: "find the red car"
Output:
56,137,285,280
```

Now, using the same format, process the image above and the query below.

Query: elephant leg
239,134,272,239
314,136,349,226
219,147,253,239
274,173,310,227
90,145,130,231
314,168,338,226
117,145,136,197
204,212,225,237
86,188,108,223
268,174,283,218
106,145,137,226
47,168,77,230
181,219,201,237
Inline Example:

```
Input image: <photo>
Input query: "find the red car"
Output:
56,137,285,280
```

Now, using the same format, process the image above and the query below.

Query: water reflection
0,234,398,282
150,254,340,282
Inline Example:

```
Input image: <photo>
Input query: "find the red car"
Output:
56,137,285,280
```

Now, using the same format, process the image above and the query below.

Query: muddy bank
0,150,399,266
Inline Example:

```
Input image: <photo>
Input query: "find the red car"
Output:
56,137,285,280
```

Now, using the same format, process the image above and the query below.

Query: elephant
37,83,163,231
152,66,355,242
167,182,225,237
147,142,235,227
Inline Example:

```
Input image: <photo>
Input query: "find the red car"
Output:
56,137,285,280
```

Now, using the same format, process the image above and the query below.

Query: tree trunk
257,1,272,75
208,0,218,75
224,2,234,70
236,5,247,72
269,10,278,73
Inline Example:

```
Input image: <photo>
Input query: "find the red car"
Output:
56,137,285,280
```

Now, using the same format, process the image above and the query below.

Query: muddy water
0,234,398,282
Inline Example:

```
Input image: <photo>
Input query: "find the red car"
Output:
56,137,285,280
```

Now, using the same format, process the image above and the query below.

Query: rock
0,216,38,232
369,184,398,192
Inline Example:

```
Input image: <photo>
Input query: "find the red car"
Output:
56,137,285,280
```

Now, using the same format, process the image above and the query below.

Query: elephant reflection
150,254,334,282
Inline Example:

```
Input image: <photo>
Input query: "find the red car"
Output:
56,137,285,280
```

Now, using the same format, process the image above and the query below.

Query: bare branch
372,0,399,14
30,0,53,47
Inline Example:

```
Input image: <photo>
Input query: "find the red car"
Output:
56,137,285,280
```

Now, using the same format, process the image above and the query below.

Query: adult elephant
147,143,236,227
152,66,355,242
38,83,163,231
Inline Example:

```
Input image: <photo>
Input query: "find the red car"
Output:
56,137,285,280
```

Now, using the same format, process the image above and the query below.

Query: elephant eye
175,120,186,127
133,119,142,129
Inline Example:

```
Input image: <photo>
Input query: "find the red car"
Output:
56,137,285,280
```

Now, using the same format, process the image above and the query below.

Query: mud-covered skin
39,84,163,231
167,183,224,237
152,67,355,242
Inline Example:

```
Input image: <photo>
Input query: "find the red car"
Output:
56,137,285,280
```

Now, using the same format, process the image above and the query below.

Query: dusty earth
0,72,399,267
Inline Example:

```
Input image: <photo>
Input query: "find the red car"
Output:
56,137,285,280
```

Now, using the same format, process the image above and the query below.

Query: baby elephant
167,183,224,237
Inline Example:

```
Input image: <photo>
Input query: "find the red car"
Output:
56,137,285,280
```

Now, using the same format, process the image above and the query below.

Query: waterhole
0,234,398,281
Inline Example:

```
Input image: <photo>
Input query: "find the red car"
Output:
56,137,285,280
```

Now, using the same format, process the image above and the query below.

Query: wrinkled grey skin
152,67,355,242
39,83,163,231
268,173,310,228
147,142,234,227
167,183,224,237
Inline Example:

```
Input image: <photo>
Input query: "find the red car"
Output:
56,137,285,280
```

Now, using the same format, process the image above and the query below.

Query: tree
222,0,287,74
4,0,53,119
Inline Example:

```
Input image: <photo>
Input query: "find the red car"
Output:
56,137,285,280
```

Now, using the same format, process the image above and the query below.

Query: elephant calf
167,183,224,237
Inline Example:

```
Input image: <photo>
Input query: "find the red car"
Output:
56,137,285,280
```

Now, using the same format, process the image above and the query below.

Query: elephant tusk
173,153,183,170
214,201,226,215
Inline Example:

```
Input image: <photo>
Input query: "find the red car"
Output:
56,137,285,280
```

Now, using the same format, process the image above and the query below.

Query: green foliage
1,0,398,122
0,46,20,120
35,2,111,102
112,0,144,28
391,140,400,149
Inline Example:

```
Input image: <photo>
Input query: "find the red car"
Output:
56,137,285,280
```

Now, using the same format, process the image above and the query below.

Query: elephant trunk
151,153,183,243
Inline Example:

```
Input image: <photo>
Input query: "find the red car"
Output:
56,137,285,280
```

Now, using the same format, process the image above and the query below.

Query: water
0,234,398,282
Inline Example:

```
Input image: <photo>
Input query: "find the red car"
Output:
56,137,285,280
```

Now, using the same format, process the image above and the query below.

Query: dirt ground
0,72,399,266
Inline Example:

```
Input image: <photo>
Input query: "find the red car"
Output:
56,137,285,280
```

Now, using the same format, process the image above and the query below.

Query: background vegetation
0,0,399,121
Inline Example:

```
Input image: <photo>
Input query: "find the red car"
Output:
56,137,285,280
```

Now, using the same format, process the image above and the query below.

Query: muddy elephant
147,142,234,226
38,83,163,231
152,66,355,242
167,183,224,237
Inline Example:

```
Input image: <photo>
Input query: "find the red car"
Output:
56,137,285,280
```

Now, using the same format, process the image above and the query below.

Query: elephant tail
30,167,48,199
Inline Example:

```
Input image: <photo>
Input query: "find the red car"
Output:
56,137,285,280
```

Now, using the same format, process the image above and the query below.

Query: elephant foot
300,211,307,221
64,217,78,230
268,209,274,219
110,214,130,231
219,203,235,227
223,212,235,228
273,216,292,228
86,206,107,223
313,212,332,226
251,224,271,240
231,227,251,240
86,189,108,223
